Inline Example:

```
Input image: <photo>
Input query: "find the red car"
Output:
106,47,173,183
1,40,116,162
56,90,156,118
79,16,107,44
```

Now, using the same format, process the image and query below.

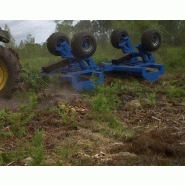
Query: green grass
55,145,78,165
165,86,185,98
157,45,185,73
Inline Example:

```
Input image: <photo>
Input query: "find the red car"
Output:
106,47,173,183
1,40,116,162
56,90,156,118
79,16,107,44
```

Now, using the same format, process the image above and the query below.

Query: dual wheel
47,32,97,59
111,29,162,52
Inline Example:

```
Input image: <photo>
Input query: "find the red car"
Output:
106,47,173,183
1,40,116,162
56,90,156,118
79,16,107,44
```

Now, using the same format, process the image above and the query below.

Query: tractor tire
141,30,161,52
0,46,20,98
111,29,129,49
71,32,97,59
47,32,70,56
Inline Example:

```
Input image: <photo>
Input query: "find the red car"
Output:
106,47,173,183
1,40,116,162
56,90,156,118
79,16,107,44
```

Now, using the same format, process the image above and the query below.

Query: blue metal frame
45,40,104,90
42,35,164,91
101,36,164,82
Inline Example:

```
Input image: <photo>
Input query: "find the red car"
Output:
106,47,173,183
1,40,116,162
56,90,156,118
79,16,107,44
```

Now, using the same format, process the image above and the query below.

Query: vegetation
0,20,185,166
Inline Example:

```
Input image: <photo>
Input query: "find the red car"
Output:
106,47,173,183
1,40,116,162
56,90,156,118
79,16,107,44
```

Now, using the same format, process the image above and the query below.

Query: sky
0,20,57,45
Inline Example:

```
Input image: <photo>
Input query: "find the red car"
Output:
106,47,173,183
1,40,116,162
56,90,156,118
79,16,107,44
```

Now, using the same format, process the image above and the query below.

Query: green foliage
158,45,185,73
97,113,135,140
165,86,185,98
0,140,30,165
91,83,121,113
51,104,78,128
7,112,25,137
52,104,69,125
55,145,78,165
0,108,13,137
110,78,150,97
29,130,44,166
0,108,8,124
0,92,37,138
144,92,157,106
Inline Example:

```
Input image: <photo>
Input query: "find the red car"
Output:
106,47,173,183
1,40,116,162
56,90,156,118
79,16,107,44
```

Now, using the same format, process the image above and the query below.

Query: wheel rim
0,60,8,91
82,38,92,52
152,34,160,47
57,39,67,46
120,33,127,44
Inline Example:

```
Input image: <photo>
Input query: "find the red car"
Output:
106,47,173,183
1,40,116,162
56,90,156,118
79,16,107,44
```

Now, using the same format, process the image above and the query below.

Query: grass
55,145,79,165
157,45,185,73
0,92,37,138
165,86,185,98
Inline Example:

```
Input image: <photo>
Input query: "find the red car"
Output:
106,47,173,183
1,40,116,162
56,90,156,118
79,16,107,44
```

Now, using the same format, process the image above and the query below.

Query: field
0,44,185,166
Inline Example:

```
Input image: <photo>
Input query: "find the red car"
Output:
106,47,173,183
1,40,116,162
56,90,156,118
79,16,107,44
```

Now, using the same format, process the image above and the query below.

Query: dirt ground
1,75,185,166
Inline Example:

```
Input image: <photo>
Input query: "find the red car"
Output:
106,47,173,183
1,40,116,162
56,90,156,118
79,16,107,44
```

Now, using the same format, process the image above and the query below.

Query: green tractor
0,27,20,98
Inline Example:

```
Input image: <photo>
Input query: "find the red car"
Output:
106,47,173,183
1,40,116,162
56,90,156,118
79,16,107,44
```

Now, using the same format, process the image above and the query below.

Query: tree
4,24,16,48
55,20,74,38
158,20,185,45
25,34,35,44
19,40,25,49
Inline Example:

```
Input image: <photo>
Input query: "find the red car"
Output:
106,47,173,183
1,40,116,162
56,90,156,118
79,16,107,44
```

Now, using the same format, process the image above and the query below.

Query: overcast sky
0,20,57,45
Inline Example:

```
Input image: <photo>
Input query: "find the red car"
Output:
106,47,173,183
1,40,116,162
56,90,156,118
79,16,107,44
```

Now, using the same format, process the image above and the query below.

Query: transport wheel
47,32,70,56
110,29,129,49
71,32,97,59
0,46,20,98
141,30,161,52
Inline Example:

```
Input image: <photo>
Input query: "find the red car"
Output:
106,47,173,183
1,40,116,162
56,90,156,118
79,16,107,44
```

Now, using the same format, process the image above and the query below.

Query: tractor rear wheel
0,46,20,98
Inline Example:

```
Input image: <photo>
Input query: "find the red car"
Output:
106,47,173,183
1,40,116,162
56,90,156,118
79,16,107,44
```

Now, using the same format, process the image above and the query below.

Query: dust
38,84,80,108
0,97,28,111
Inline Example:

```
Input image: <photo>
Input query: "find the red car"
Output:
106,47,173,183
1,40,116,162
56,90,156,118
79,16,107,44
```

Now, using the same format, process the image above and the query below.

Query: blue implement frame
42,35,164,91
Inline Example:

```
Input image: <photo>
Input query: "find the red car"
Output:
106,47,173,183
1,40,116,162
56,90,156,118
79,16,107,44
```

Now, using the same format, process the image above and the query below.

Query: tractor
0,27,20,98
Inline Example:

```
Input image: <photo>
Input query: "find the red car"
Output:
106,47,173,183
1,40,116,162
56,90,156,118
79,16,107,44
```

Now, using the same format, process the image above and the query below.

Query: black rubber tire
47,32,70,56
111,29,129,49
71,32,97,59
141,30,161,52
0,46,21,98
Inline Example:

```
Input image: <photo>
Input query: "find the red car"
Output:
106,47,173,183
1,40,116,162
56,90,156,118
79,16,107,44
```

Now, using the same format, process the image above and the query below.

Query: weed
0,156,3,165
29,129,44,166
95,112,135,141
5,110,35,138
165,86,185,98
144,92,157,106
108,114,121,129
7,112,25,137
158,45,185,73
91,84,121,113
51,104,78,127
0,108,8,121
0,108,9,137
118,78,150,96
52,104,69,125
55,145,78,165
19,90,38,112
